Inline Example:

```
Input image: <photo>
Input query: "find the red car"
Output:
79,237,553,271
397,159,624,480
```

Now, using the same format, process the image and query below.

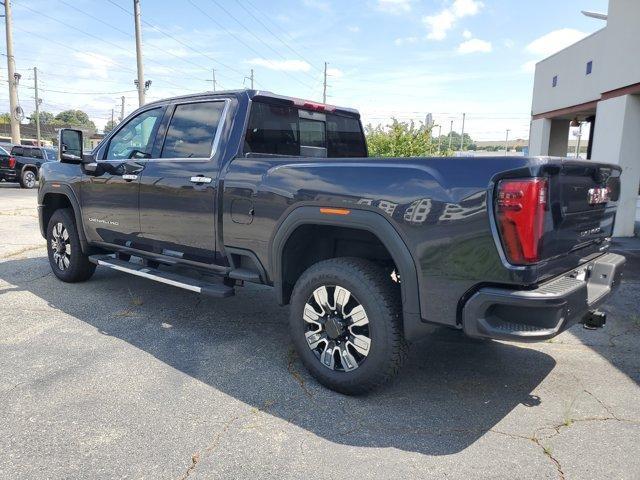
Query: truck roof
144,89,361,117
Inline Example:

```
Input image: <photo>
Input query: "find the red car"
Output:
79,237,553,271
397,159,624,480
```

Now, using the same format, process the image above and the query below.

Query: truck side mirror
59,128,84,163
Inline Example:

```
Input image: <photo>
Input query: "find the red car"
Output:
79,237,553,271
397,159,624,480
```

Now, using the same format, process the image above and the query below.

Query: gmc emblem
588,187,610,205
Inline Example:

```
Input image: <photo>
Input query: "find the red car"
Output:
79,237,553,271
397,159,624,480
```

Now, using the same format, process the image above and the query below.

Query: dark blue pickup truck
38,90,625,394
0,145,57,188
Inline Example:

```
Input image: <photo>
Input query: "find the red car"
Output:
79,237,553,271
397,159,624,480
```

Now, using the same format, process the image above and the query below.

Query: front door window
105,108,164,160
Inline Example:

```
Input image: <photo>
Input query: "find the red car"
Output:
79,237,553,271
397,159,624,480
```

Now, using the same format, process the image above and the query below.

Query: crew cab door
81,106,165,246
137,99,229,265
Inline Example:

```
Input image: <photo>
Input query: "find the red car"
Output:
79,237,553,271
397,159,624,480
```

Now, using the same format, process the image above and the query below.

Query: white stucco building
529,0,640,236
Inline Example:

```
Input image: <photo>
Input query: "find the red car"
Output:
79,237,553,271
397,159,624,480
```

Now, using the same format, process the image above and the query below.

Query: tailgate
0,155,10,168
543,161,621,259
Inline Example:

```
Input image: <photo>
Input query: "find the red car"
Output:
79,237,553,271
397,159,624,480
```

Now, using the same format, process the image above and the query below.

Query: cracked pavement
1,183,639,479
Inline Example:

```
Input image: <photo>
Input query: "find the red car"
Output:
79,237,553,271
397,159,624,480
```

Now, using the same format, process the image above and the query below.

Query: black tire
289,257,408,395
19,169,37,189
46,208,96,283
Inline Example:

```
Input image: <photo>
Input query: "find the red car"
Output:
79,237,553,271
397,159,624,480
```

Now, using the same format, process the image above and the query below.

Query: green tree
29,111,55,126
52,109,96,130
436,131,475,151
365,119,443,157
0,112,11,124
103,119,118,133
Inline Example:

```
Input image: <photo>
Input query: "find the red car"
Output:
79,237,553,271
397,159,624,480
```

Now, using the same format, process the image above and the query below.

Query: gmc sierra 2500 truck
39,90,625,394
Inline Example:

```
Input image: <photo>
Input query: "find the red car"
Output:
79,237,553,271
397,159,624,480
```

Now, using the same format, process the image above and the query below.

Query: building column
591,94,640,237
529,119,551,156
529,118,570,157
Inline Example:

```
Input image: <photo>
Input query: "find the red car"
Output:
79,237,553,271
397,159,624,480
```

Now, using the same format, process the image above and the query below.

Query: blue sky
1,0,609,140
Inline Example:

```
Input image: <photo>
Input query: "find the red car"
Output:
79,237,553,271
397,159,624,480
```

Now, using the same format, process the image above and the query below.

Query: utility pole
119,96,125,122
250,69,254,89
33,67,42,147
436,124,442,155
448,120,453,152
504,129,510,156
211,69,216,92
3,0,21,144
460,113,466,151
111,108,114,126
323,61,327,104
133,0,145,106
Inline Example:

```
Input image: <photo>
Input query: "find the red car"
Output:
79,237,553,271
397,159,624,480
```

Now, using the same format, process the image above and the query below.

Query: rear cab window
244,100,367,158
10,146,24,157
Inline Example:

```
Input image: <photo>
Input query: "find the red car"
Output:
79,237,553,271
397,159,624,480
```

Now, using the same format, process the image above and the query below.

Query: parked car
0,145,57,188
38,90,625,394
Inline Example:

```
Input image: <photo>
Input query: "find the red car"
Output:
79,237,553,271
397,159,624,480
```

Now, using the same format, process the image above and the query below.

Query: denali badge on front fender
588,187,610,205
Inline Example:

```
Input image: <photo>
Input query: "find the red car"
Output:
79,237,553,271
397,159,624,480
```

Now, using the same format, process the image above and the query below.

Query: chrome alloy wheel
50,222,71,270
23,171,36,188
303,285,371,372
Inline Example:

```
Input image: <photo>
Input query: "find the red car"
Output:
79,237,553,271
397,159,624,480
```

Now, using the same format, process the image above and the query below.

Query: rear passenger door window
161,101,226,159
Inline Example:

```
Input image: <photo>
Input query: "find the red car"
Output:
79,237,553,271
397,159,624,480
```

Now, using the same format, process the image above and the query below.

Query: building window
552,75,558,87
586,61,593,75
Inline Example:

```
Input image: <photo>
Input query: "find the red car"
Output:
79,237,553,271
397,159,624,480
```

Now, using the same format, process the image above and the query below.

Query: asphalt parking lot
1,183,639,479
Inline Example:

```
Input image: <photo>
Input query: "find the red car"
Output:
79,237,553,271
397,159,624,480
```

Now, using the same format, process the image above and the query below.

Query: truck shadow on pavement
1,256,559,456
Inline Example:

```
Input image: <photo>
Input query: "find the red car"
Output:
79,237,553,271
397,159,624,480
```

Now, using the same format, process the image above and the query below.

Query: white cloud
247,59,312,72
423,0,484,41
462,29,472,39
327,67,344,78
525,28,588,57
377,0,413,14
458,38,492,54
347,25,361,33
303,0,331,12
451,0,483,17
73,52,115,79
424,10,456,41
394,36,419,46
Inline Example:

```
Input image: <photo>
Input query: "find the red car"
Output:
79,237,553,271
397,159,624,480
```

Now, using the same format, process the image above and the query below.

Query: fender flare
269,206,428,341
39,183,90,254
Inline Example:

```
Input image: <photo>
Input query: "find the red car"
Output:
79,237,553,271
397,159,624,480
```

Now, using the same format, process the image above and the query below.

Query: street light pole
575,122,583,158
3,0,21,144
448,120,453,152
504,129,510,156
133,0,145,107
435,124,442,155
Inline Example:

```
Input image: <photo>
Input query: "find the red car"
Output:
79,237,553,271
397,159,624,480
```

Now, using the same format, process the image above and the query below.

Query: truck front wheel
289,257,407,395
46,208,96,283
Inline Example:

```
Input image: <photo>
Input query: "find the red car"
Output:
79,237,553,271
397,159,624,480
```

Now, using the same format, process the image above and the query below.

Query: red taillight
292,98,336,112
495,178,548,265
8,156,16,169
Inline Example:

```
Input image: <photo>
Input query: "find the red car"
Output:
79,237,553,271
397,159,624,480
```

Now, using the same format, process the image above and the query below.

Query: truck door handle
190,176,212,184
122,174,138,181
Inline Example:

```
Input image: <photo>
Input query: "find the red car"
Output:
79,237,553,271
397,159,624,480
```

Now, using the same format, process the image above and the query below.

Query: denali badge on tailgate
588,187,610,205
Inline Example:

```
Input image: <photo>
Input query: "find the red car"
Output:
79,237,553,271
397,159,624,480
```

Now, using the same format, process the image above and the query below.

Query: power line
105,0,246,82
234,0,322,74
12,2,200,92
207,0,320,85
187,0,314,90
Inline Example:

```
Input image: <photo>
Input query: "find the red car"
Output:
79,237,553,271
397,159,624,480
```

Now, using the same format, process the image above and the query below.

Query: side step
89,254,235,298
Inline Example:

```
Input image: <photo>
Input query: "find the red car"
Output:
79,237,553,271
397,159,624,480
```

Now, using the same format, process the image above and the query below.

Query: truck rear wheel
46,208,96,283
289,257,407,395
20,170,37,189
